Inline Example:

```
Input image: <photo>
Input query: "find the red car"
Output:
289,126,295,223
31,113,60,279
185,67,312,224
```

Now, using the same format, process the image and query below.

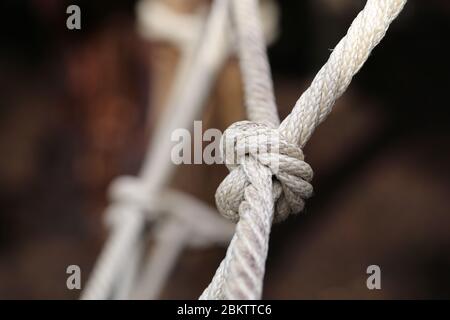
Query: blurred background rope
82,0,279,300
81,0,232,299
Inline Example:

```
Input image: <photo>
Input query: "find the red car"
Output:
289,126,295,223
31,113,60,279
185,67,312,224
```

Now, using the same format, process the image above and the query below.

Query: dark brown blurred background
0,0,449,299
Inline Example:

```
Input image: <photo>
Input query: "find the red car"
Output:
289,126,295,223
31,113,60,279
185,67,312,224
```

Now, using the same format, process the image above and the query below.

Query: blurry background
0,0,449,299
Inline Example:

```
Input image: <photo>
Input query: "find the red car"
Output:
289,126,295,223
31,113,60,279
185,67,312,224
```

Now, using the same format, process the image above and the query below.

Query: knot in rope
215,120,314,223
110,176,149,206
105,176,152,227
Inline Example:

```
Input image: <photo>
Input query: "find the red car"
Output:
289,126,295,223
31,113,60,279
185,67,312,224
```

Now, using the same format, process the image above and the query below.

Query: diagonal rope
201,0,407,300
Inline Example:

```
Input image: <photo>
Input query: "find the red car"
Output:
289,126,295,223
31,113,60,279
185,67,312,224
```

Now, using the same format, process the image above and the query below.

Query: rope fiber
82,0,407,300
200,0,407,300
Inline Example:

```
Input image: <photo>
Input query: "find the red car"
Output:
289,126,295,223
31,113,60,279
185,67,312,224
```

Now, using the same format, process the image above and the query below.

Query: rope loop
216,120,313,223
104,176,152,227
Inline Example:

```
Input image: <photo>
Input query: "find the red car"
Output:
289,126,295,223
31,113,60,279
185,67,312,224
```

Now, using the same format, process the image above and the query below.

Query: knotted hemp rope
200,0,407,300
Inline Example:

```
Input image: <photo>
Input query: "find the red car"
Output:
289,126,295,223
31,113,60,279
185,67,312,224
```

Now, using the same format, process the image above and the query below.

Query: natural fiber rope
200,0,406,300
231,0,280,127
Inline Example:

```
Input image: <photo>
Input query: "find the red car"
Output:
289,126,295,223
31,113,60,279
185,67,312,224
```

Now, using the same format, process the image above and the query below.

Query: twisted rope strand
201,0,406,300
201,0,279,299
231,0,279,127
279,0,407,147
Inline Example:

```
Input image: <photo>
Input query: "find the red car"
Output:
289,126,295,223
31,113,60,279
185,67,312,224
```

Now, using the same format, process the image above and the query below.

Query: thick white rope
113,232,144,299
137,0,206,51
201,0,407,300
231,0,279,127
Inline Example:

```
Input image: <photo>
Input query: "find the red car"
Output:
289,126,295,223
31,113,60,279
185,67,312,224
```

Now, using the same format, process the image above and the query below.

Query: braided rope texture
201,0,407,300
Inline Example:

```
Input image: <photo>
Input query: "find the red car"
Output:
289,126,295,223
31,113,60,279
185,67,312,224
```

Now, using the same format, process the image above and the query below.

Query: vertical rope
279,0,407,147
231,0,279,127
201,0,407,300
